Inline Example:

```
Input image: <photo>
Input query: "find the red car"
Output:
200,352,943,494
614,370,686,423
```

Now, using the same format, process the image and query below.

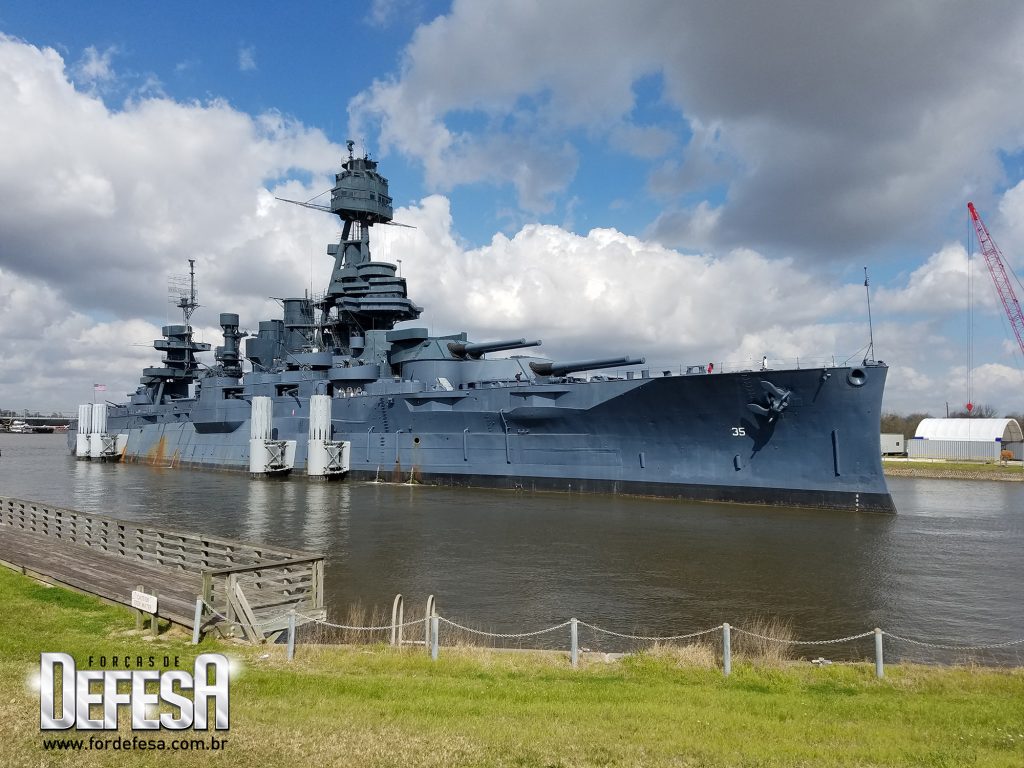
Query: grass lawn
883,458,1024,476
1,566,1022,767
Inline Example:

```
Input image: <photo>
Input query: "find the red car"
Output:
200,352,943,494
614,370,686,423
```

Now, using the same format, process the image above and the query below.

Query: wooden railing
0,496,325,640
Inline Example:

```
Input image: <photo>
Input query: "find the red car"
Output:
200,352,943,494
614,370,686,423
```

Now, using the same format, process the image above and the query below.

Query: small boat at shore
5,420,56,434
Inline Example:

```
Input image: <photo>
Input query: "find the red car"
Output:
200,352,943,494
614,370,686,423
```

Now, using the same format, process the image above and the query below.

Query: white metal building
908,418,1024,461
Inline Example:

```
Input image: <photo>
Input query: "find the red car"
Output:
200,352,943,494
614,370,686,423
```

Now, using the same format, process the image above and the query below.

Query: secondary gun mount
529,356,645,378
448,338,542,359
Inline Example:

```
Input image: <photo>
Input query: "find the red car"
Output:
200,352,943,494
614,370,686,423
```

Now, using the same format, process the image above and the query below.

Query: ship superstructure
72,144,895,513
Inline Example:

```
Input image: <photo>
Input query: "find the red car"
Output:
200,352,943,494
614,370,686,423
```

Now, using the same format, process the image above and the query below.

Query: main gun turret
529,356,645,378
448,338,542,359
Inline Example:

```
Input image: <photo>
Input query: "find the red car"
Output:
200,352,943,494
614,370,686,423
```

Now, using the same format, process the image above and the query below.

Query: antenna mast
863,266,875,363
175,258,199,326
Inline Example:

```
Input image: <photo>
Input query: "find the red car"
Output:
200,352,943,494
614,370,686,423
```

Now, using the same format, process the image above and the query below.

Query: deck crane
967,202,1024,360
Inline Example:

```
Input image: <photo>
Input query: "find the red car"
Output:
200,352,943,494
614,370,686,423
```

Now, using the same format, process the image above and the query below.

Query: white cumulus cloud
3,32,1024,418
73,44,117,86
349,0,1024,260
0,35,339,408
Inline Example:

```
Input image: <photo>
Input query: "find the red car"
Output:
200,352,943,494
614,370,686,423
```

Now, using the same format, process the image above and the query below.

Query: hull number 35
731,427,746,436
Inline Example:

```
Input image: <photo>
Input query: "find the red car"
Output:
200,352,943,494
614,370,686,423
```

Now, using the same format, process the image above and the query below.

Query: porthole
413,436,421,445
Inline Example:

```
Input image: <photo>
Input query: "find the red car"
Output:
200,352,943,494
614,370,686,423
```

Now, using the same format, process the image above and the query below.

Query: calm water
1,433,1022,663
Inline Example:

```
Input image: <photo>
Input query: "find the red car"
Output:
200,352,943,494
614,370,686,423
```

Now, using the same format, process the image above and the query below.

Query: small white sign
131,590,158,614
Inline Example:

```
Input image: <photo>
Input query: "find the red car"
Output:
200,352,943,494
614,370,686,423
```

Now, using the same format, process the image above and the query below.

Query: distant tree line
0,409,66,417
880,413,931,438
881,404,1024,437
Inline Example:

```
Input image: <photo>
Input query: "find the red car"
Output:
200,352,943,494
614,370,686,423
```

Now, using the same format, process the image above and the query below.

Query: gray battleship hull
74,147,894,514
89,363,894,513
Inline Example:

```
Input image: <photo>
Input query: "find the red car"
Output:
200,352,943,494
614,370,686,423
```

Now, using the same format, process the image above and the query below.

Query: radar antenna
168,258,200,326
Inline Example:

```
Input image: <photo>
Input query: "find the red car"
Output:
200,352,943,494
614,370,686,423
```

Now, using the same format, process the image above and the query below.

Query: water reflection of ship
242,479,349,553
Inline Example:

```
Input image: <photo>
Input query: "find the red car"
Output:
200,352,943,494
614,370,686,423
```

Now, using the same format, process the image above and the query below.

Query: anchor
747,380,792,423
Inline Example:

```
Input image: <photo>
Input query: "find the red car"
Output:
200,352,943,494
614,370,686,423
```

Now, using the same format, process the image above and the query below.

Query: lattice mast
967,202,1024,357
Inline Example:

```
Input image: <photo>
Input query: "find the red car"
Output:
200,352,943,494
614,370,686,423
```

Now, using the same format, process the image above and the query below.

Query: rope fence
191,597,1024,677
731,627,877,646
576,620,723,642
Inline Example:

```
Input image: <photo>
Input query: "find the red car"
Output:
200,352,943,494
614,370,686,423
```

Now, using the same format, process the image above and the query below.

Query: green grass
1,566,1023,767
883,458,1023,475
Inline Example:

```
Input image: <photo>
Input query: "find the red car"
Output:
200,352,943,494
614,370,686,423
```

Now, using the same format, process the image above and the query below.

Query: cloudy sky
3,0,1024,415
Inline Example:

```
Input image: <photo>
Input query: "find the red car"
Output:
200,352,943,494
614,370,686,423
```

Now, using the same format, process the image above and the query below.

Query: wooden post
225,574,237,629
227,578,260,643
201,571,213,608
314,560,325,607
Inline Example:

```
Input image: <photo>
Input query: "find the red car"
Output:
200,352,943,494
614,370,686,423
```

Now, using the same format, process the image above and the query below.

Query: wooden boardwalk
0,525,203,625
0,496,326,641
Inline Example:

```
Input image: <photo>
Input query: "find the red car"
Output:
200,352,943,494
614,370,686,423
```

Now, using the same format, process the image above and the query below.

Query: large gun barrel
448,338,542,359
529,356,645,377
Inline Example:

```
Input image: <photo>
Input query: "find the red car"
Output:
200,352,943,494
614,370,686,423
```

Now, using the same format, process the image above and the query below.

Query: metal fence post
430,616,439,661
425,595,436,649
135,583,144,632
191,597,204,645
390,594,404,647
874,628,883,678
570,618,579,669
723,623,731,676
150,593,160,637
287,610,296,662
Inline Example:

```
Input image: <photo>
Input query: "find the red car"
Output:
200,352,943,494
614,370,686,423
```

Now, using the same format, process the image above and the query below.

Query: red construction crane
967,202,1024,359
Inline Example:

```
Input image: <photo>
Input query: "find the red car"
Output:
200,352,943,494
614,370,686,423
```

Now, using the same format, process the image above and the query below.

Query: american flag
93,384,107,392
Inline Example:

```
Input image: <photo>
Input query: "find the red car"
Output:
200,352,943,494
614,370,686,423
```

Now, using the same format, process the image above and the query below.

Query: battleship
71,142,895,513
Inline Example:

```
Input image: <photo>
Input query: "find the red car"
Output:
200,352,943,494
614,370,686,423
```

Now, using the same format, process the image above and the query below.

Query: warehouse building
908,418,1023,461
